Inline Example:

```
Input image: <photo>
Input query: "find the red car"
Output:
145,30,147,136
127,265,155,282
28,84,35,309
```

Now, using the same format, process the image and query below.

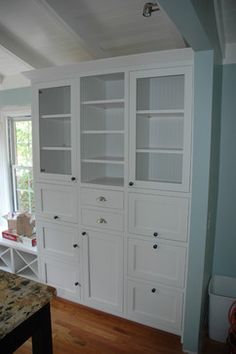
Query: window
8,116,35,213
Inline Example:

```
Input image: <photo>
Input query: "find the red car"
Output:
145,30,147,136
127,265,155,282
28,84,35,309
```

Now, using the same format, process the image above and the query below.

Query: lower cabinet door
40,257,80,302
82,229,123,315
127,279,183,335
128,238,186,288
37,221,80,264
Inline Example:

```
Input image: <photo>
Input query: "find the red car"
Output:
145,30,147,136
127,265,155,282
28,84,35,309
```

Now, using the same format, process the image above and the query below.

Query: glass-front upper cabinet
80,73,125,188
34,80,77,182
129,67,192,192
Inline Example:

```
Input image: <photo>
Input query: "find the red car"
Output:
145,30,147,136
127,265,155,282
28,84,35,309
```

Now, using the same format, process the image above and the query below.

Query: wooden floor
15,297,227,354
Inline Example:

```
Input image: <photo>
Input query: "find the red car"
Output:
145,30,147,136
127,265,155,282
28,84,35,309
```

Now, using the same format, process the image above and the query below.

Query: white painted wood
80,188,124,210
128,193,189,242
129,66,192,192
36,221,79,264
0,241,38,280
40,256,81,302
29,51,193,335
82,229,123,314
80,73,125,187
25,49,194,83
0,245,13,272
127,279,183,335
13,249,38,280
128,238,186,288
35,183,78,223
32,79,78,183
81,208,124,232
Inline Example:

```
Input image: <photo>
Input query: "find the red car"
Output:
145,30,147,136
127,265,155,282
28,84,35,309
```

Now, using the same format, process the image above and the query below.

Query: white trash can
208,275,236,342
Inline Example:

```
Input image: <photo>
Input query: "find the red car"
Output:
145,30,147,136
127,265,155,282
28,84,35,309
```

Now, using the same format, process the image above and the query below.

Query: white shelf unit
38,85,74,177
80,73,125,186
0,237,38,280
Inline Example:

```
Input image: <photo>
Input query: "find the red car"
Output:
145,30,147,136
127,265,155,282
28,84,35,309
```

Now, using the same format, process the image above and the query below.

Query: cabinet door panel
41,257,80,302
83,230,123,314
129,193,189,242
35,183,78,223
128,238,186,288
129,67,192,192
37,221,79,263
127,280,183,334
33,80,77,182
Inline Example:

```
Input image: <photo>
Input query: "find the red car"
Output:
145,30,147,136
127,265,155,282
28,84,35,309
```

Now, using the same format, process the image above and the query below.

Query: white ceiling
0,0,235,89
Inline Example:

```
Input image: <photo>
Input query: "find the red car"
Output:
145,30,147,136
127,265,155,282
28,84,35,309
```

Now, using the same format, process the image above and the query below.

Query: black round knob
82,232,87,236
74,282,79,286
129,181,134,186
151,288,156,293
153,244,158,249
73,244,78,248
71,176,76,181
54,216,59,219
153,232,159,237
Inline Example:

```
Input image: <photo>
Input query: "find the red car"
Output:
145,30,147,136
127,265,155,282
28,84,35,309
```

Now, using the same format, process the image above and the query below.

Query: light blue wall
183,50,214,353
213,64,236,277
0,87,31,108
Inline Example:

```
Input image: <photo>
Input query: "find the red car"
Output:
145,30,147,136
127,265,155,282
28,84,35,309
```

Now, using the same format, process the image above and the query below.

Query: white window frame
8,116,33,212
1,107,32,213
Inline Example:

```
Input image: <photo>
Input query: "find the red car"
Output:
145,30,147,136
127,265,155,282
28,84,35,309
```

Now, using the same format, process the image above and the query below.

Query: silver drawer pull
97,218,107,224
96,196,107,202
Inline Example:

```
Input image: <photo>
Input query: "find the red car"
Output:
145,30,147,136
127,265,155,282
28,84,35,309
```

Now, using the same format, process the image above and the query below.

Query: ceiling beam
0,24,53,69
36,0,102,59
158,0,222,60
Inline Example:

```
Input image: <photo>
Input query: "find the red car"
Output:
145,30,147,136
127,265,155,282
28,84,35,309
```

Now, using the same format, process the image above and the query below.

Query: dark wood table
0,270,56,354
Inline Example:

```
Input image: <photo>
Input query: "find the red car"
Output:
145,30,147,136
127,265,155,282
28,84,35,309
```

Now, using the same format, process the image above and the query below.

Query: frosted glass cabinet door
33,80,77,182
129,67,192,192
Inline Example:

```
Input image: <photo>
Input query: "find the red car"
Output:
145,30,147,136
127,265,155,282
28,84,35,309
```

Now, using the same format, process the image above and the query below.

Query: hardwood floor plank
14,297,227,354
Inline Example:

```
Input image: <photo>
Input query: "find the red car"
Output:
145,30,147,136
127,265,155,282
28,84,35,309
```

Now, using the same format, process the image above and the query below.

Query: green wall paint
213,64,236,277
0,87,31,108
183,50,214,353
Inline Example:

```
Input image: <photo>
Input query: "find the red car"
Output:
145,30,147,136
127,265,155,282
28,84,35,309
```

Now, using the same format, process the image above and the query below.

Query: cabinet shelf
40,114,71,119
82,99,125,109
85,177,124,187
136,148,183,154
82,156,124,165
136,110,184,117
0,237,37,255
81,130,124,134
41,146,72,151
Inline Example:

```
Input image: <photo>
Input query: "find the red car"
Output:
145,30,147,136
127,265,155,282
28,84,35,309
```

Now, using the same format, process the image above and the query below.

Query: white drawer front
37,221,79,263
81,208,124,232
35,183,77,223
129,193,189,242
81,188,124,210
127,279,183,334
128,238,186,288
41,257,80,302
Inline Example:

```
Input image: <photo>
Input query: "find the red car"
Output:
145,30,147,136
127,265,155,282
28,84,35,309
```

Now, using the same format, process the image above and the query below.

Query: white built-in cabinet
28,50,193,336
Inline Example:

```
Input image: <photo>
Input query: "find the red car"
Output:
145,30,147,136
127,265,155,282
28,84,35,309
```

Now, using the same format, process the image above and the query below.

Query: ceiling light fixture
143,2,160,17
